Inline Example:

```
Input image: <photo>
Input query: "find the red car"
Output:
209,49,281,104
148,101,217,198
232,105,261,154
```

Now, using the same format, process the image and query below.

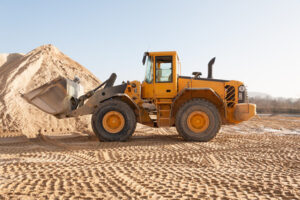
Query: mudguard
170,88,224,125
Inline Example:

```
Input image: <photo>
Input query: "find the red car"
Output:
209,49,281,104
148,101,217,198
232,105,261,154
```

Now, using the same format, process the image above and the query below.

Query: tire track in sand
0,116,300,199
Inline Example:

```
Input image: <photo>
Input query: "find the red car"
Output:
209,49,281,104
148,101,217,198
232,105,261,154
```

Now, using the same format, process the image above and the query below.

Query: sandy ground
0,115,299,199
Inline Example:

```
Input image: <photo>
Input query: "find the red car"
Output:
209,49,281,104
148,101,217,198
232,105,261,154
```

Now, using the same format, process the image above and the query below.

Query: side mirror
142,52,149,65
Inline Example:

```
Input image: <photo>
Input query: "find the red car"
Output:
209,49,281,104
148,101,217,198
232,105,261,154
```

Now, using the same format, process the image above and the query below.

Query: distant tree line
249,96,300,114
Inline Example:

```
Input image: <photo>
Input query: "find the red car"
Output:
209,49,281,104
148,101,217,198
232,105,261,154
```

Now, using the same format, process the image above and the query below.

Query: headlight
239,85,246,92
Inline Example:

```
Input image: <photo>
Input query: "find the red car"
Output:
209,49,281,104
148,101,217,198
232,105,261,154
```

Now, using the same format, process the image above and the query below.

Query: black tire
175,98,221,142
91,99,136,141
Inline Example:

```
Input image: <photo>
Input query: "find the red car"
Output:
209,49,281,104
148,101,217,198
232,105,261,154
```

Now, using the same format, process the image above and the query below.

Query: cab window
144,56,153,83
155,56,172,83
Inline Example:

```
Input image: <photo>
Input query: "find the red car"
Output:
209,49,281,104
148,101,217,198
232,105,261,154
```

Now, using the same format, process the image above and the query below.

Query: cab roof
142,51,179,65
147,51,177,56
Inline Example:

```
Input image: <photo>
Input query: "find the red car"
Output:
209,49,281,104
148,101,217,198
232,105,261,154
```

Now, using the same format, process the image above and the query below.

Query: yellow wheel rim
187,111,209,133
102,111,125,134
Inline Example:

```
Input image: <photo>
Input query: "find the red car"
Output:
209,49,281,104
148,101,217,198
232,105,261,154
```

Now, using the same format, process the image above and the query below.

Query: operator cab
141,51,179,99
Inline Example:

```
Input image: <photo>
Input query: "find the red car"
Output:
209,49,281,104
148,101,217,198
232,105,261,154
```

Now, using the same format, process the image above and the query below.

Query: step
157,102,172,104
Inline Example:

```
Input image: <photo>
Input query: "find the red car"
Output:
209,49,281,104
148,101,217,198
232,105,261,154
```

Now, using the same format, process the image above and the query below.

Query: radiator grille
225,85,235,108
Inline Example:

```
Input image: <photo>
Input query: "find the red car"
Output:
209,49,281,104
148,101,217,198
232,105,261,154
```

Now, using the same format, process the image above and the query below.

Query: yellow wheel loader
23,51,256,142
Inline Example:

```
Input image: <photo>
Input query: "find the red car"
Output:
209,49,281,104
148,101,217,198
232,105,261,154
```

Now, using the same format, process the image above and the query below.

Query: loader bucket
22,76,84,116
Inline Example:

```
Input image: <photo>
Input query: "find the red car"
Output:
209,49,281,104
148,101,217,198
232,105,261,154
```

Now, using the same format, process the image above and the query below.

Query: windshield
144,56,153,83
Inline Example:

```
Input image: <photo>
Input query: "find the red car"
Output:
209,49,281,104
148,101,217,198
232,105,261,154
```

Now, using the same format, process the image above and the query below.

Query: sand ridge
0,116,299,199
0,45,101,137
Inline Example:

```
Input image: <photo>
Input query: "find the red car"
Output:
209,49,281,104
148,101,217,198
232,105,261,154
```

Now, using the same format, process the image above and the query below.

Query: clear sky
1,0,300,98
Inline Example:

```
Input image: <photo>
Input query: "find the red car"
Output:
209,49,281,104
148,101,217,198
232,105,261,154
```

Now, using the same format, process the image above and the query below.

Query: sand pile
0,44,100,137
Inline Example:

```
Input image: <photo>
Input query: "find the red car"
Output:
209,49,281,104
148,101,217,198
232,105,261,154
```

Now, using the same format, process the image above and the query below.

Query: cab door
141,55,154,99
153,55,177,98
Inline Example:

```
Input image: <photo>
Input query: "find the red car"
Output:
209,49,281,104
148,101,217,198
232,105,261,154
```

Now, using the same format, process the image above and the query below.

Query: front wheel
92,99,136,141
175,99,221,142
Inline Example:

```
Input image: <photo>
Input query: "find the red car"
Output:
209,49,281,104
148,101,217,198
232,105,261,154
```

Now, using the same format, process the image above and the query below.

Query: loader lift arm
77,73,117,107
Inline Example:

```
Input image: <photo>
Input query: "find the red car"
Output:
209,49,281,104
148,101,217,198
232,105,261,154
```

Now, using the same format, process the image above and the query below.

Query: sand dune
0,115,299,199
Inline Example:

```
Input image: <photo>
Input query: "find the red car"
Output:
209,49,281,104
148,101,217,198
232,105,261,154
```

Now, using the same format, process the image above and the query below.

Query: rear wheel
92,99,136,141
175,99,221,142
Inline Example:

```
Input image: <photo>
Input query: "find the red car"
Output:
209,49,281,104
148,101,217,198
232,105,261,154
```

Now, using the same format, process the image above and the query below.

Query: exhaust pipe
207,57,216,79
